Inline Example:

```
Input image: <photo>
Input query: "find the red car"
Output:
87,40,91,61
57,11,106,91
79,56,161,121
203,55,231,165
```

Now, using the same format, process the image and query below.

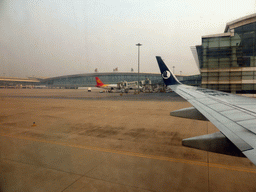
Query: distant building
0,77,41,88
193,13,256,95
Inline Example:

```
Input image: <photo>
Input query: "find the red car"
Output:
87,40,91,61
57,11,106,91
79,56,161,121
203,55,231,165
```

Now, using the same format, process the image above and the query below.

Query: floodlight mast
136,43,142,92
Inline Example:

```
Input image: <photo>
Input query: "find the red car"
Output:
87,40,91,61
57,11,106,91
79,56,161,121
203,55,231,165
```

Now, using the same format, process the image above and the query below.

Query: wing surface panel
237,120,256,133
221,110,255,122
193,98,219,105
207,103,234,112
238,105,256,113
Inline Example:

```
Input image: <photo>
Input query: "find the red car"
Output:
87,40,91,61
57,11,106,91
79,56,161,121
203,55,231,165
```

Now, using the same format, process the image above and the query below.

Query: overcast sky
0,0,256,78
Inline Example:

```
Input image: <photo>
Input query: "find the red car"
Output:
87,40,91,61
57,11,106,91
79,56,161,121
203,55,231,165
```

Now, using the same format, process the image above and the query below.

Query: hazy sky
1,0,256,78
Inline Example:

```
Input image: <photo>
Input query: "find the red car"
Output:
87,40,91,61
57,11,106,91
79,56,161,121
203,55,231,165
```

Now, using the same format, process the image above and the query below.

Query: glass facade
43,73,164,88
42,72,201,88
197,15,256,94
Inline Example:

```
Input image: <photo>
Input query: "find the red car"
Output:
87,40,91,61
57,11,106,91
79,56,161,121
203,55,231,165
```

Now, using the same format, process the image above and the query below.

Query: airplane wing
156,56,256,165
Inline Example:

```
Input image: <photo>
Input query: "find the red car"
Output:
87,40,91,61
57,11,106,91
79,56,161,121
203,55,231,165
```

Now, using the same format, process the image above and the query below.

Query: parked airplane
156,56,256,166
95,77,142,93
95,77,118,92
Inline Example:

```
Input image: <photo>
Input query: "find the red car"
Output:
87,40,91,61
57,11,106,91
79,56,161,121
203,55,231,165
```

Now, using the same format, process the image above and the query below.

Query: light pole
172,66,175,74
136,43,142,92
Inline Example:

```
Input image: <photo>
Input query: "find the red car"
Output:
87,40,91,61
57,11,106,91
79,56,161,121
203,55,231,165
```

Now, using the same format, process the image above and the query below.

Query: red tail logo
95,77,105,87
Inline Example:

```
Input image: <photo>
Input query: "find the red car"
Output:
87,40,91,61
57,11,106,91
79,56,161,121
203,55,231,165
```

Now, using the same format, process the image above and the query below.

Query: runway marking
1,134,256,174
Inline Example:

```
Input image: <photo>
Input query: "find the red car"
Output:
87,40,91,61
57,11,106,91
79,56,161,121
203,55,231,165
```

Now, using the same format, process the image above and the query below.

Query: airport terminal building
195,14,256,95
0,72,201,89
42,72,163,89
41,72,201,89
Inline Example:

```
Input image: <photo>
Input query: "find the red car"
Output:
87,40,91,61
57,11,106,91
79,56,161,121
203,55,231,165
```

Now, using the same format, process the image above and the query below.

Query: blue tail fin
156,56,180,86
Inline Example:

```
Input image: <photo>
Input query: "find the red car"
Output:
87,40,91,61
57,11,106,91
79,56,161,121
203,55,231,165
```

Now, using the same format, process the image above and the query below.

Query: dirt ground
1,89,256,192
0,89,254,167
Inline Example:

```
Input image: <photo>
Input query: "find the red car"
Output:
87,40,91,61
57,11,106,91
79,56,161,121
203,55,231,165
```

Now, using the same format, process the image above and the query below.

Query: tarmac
1,89,256,192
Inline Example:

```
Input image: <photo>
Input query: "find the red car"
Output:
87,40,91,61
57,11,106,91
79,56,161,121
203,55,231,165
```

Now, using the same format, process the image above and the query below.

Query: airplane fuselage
96,84,118,90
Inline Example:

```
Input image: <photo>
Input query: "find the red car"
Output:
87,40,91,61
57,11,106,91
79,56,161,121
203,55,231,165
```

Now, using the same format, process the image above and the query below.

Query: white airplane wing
156,56,256,165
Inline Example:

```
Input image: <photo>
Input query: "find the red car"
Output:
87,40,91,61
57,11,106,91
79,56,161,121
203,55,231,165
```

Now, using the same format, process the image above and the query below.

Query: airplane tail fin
156,56,181,86
95,77,105,87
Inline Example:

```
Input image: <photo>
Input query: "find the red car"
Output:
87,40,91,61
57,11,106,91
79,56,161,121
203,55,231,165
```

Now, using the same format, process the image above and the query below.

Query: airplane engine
170,107,208,121
182,132,245,157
